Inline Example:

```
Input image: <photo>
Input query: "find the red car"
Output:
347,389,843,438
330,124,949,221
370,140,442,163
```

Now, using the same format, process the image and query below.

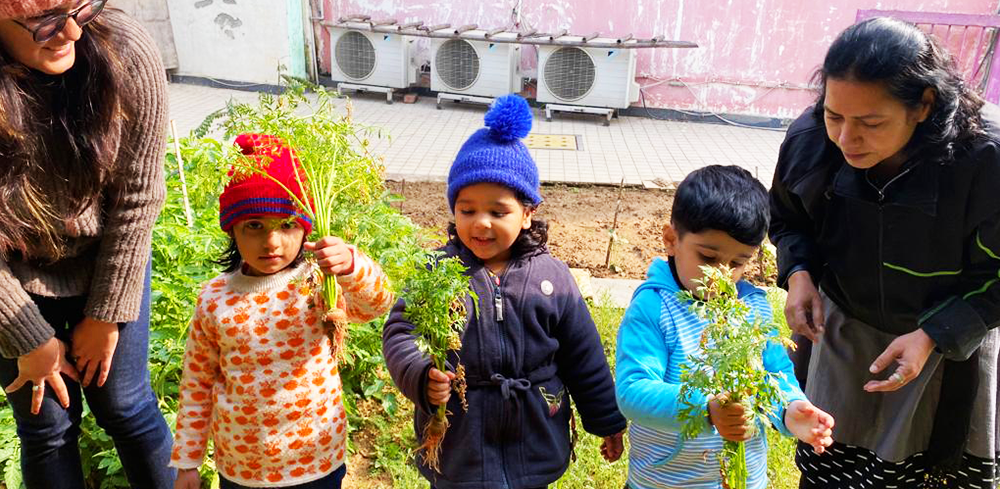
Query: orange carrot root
323,308,348,359
419,409,450,473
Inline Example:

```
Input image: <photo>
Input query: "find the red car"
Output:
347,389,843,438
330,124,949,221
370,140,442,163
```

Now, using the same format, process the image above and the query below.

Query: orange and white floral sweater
170,251,393,487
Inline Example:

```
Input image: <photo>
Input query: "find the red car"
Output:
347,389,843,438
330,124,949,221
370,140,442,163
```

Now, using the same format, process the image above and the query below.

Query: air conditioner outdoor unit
535,40,639,124
430,32,522,108
327,26,415,103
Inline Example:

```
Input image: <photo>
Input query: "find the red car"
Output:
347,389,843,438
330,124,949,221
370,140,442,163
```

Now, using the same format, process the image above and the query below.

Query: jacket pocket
648,434,683,467
522,376,572,475
629,425,721,483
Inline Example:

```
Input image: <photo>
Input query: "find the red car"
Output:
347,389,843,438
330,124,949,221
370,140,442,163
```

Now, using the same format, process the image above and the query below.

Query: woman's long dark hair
813,17,986,161
448,193,549,259
0,12,126,259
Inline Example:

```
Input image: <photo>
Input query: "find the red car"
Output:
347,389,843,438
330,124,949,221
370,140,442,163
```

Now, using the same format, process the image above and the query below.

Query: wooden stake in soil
400,179,406,213
169,120,194,228
605,178,625,268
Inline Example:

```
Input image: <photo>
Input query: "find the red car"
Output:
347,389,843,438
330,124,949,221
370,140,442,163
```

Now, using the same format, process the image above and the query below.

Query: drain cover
524,134,579,150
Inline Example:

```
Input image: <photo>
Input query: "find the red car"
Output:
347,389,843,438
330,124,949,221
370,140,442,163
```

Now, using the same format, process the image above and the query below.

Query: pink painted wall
318,0,998,119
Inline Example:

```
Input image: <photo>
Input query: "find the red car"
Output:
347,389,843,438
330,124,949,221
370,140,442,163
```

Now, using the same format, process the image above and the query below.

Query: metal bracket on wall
326,15,698,50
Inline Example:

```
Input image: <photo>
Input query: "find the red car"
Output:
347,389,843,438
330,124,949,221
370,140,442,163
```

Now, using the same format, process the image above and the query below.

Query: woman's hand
784,400,835,454
304,237,354,276
173,468,202,489
864,329,936,392
71,317,119,388
5,337,79,415
600,430,625,462
785,270,825,342
426,367,455,406
708,395,752,442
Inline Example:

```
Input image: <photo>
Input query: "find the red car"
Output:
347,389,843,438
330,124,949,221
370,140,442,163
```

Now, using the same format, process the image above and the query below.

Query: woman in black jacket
770,17,999,488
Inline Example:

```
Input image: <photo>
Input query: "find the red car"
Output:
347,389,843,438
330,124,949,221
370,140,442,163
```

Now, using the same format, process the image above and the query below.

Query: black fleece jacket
769,105,1000,361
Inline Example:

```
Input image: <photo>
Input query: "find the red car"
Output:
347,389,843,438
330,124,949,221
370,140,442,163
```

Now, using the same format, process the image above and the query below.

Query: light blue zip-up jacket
615,258,806,489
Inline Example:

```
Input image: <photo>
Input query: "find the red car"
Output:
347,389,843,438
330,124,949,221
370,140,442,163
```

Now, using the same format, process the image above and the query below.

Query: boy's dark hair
671,165,769,246
448,193,549,258
215,237,306,273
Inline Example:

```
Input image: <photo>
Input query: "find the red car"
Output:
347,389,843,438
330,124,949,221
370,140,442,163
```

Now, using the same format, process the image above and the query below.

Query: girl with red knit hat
170,135,394,489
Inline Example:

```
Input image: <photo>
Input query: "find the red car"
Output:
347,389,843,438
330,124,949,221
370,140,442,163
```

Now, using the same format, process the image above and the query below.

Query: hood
631,257,763,302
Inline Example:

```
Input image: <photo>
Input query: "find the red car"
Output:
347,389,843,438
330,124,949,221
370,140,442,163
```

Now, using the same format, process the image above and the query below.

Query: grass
553,298,629,489
351,289,800,488
766,287,800,489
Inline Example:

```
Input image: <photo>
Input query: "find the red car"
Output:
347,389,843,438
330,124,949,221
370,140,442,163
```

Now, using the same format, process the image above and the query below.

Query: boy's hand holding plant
708,395,752,442
677,264,814,489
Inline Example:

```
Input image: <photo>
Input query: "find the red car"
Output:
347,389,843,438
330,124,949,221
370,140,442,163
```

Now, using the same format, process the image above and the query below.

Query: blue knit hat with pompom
447,94,542,210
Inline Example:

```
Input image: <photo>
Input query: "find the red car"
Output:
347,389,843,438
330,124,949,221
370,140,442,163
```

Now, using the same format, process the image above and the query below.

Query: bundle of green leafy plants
677,265,793,489
397,255,474,472
0,78,474,488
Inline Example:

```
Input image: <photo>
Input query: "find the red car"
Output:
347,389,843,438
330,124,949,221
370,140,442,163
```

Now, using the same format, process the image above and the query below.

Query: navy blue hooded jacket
382,241,627,489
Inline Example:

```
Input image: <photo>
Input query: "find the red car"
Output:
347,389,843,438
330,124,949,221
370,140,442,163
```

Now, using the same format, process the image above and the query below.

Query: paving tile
169,82,787,188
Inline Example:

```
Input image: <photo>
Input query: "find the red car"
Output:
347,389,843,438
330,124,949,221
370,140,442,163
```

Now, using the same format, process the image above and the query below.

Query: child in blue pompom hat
383,94,628,489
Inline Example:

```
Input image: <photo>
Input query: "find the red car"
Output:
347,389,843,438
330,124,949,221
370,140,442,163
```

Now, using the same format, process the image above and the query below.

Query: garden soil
385,181,672,280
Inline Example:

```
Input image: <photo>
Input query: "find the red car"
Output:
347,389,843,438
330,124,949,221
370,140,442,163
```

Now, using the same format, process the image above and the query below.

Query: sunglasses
13,0,107,44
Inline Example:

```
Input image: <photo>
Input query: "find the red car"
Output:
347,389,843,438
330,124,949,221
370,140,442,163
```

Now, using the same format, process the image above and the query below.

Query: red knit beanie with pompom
219,134,314,235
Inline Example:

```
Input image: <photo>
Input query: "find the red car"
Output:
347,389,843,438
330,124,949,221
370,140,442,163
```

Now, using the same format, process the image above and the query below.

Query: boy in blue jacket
615,165,834,489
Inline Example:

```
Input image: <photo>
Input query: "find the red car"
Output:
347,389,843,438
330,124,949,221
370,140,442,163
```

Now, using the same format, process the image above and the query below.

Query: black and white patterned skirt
796,441,998,489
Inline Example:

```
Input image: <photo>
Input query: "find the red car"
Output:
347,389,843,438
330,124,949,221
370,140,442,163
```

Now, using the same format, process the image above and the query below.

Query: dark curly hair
813,17,986,162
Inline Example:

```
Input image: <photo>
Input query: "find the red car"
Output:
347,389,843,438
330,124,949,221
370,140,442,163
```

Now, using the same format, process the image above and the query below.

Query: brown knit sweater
0,10,167,358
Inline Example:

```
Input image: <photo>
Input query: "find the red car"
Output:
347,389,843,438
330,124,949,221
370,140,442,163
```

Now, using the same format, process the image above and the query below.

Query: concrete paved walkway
168,82,787,188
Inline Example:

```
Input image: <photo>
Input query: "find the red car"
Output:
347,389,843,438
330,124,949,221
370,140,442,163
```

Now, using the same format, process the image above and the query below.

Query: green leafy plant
0,407,22,489
397,255,475,472
757,241,778,284
677,266,793,489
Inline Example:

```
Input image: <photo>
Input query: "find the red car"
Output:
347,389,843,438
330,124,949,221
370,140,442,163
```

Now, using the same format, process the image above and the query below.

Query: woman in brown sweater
0,1,174,487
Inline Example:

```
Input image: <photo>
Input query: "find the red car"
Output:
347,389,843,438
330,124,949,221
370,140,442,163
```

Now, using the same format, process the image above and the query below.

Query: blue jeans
0,264,175,489
220,464,347,489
